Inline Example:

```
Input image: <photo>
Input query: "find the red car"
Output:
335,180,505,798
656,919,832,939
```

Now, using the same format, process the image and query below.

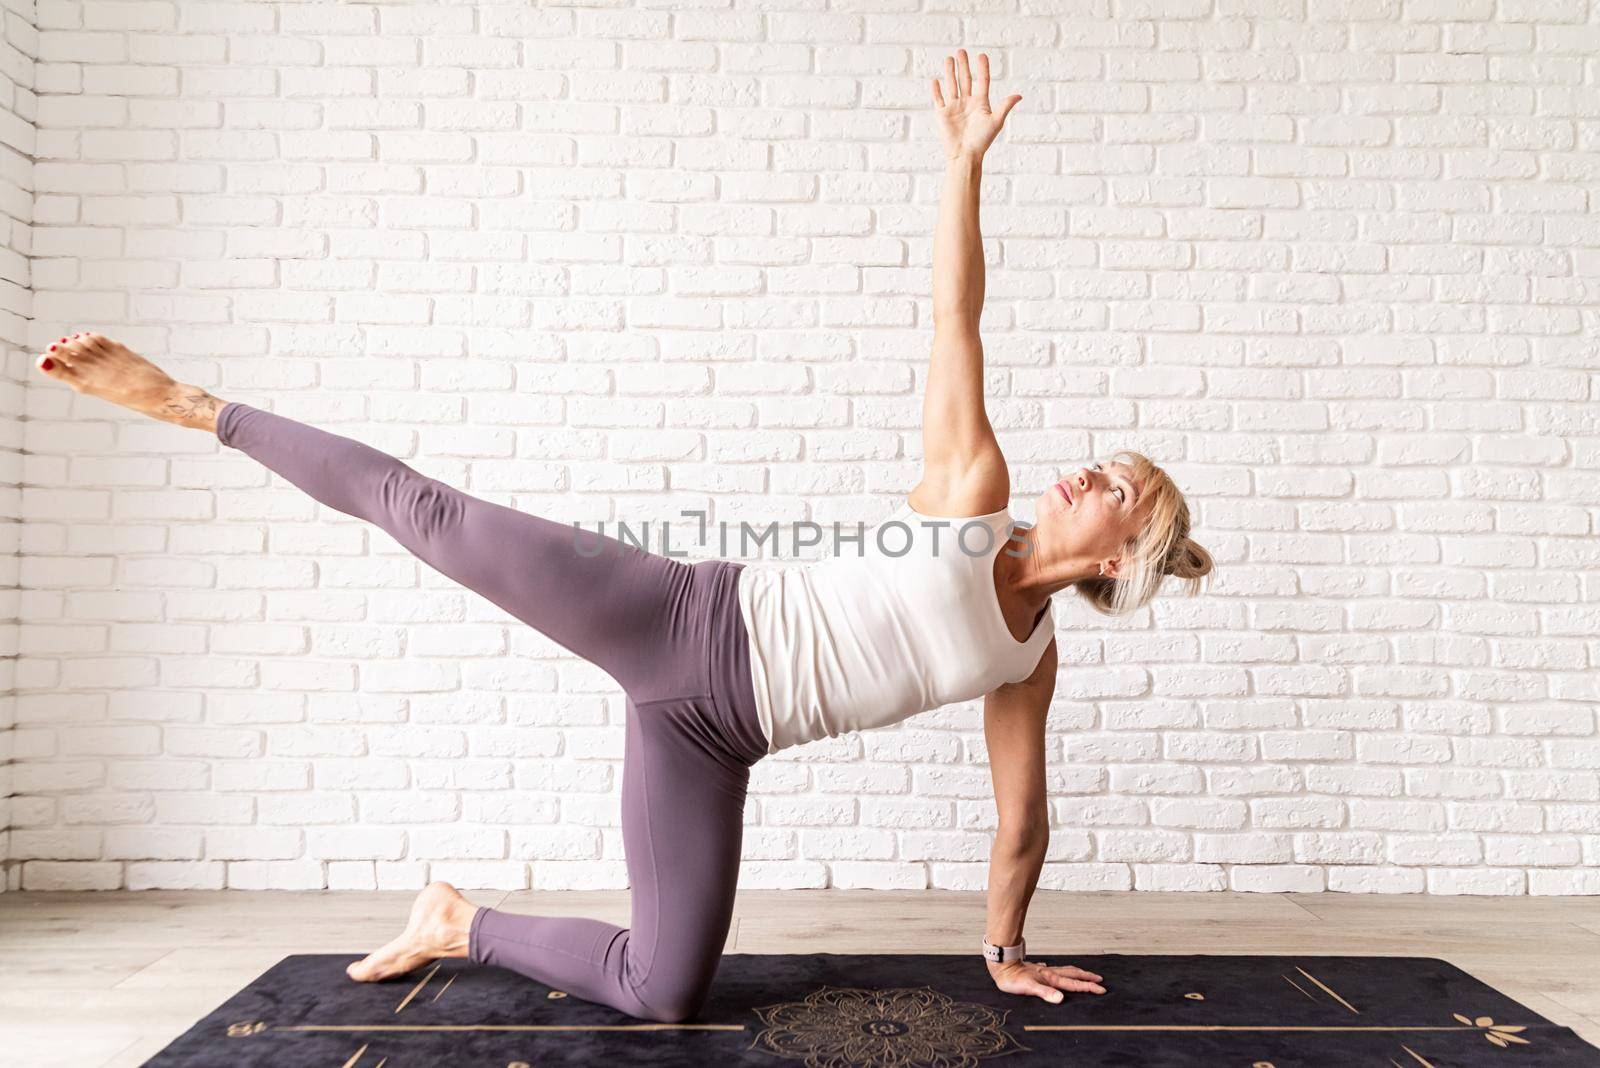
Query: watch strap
981,936,1025,963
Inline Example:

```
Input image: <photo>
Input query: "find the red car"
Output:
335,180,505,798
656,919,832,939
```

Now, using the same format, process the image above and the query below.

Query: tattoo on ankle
161,388,223,426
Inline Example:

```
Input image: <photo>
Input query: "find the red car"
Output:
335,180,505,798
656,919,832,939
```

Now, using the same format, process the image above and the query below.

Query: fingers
1042,968,1106,995
939,52,1012,113
1030,960,1107,994
997,93,1022,125
972,51,990,101
930,77,945,109
997,960,1110,1002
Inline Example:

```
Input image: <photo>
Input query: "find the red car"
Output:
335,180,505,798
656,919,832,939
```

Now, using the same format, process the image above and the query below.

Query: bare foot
34,331,225,431
346,880,481,983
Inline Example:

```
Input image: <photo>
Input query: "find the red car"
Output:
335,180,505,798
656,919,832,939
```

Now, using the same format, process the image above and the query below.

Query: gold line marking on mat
1281,974,1317,1003
1400,1045,1437,1067
339,1042,368,1068
394,962,441,1016
1296,966,1359,1015
1024,1026,1477,1033
279,1023,747,1033
431,974,456,1004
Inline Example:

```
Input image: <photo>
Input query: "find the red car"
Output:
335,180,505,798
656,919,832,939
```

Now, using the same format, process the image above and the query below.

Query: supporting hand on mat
988,958,1106,1003
930,49,1022,161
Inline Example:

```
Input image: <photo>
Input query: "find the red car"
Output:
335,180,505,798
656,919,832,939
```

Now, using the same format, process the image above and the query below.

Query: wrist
981,934,1025,964
945,151,983,169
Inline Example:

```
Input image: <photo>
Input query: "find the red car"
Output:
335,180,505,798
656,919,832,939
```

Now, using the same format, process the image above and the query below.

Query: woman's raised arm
912,51,1023,519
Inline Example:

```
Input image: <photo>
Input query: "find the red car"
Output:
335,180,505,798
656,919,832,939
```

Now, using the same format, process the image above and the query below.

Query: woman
36,50,1210,1023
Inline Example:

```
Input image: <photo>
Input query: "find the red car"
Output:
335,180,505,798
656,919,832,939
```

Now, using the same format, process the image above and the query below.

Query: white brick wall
10,1,1600,895
0,0,36,893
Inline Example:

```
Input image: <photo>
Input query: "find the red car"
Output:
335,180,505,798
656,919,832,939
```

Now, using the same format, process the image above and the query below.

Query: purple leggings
217,403,769,1024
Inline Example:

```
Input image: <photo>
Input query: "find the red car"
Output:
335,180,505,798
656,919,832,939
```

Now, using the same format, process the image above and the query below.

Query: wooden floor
3,888,1598,1067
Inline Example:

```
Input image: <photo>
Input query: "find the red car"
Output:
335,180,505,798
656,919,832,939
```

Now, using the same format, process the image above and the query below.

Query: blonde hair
1070,450,1213,617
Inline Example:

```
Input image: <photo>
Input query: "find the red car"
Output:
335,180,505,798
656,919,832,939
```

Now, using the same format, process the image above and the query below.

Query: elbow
933,305,979,331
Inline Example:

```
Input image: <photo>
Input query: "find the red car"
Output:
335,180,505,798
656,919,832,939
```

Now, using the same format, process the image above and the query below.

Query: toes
48,332,115,357
50,337,95,368
36,353,74,380
35,330,122,383
348,955,381,982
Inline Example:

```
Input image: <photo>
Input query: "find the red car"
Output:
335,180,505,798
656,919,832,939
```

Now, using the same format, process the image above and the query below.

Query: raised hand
989,958,1107,1004
930,49,1022,161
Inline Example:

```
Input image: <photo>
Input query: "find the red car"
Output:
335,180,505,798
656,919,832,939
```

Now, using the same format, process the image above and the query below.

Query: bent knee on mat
633,981,711,1024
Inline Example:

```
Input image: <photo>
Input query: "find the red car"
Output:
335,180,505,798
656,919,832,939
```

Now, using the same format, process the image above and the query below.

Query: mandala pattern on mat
748,984,1028,1068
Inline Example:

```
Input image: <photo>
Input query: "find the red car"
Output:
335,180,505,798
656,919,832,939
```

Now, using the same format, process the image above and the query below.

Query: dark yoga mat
140,952,1599,1067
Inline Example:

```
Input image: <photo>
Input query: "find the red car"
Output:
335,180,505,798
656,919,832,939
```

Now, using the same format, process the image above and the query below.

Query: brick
7,9,1596,898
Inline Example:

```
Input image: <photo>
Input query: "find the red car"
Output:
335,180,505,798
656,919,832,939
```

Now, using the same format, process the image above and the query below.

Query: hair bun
1166,536,1213,581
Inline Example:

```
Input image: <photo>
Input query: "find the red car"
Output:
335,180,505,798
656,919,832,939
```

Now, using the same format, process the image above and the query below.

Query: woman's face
1029,459,1147,579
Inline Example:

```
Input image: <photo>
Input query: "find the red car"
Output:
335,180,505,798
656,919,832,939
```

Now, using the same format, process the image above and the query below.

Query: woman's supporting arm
913,51,1021,517
982,639,1107,1003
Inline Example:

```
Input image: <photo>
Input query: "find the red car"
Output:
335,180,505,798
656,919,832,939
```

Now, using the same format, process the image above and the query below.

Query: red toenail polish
58,337,65,342
41,358,54,371
48,344,56,351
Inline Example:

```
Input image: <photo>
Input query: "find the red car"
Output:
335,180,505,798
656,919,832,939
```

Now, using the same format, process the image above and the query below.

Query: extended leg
469,695,751,1023
215,402,703,696
35,341,706,696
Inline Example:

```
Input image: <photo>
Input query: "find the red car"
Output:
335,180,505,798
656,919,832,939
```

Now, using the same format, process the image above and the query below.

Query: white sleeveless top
735,503,1056,755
